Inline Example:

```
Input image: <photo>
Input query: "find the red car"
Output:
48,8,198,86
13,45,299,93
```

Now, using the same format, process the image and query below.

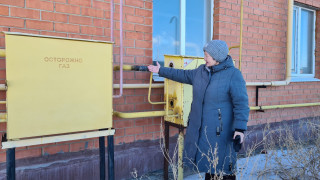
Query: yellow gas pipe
0,49,5,57
1,101,319,122
178,130,184,180
113,110,173,119
0,113,7,122
229,45,240,51
250,102,320,111
113,65,135,71
148,73,166,105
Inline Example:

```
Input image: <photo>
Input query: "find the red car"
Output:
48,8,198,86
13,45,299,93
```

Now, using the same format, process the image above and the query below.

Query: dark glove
233,135,242,152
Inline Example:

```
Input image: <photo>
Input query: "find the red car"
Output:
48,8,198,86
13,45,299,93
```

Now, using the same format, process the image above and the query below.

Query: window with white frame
292,5,316,78
152,0,213,81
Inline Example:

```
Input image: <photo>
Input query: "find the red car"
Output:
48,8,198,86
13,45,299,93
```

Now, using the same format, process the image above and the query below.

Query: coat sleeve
230,69,249,130
158,66,198,85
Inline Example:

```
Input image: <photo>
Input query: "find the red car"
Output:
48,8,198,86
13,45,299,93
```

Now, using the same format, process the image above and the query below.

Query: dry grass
131,113,320,180
258,119,320,180
158,121,180,180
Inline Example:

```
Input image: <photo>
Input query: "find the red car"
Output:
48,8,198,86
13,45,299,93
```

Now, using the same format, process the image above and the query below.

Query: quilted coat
158,55,249,174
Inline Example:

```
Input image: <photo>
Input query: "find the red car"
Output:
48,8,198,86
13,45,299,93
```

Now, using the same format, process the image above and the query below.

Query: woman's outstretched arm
148,62,198,85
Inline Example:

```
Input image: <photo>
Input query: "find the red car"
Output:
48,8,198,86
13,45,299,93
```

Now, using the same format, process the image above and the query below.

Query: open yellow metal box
4,32,113,140
164,55,205,127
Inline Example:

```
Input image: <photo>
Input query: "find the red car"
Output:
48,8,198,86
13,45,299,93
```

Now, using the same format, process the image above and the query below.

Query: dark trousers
205,173,236,180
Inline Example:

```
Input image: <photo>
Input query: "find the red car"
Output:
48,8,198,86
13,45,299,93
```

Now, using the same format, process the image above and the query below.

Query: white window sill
291,77,320,82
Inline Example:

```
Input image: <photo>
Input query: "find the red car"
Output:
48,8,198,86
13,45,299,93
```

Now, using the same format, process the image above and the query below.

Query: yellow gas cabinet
164,55,205,127
2,31,115,180
4,32,114,140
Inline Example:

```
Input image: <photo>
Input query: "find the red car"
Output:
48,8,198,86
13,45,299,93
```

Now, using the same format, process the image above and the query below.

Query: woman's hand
233,131,244,144
148,62,161,73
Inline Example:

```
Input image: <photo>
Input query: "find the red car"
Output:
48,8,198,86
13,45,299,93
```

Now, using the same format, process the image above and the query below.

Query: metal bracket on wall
256,86,267,112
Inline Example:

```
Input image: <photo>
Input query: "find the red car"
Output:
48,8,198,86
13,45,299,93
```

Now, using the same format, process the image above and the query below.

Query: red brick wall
0,0,320,164
213,0,320,126
0,0,160,162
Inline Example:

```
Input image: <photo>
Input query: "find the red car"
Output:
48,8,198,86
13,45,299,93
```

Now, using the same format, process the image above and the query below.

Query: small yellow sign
5,32,113,139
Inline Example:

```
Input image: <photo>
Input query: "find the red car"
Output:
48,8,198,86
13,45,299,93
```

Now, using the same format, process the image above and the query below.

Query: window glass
153,0,211,62
153,0,180,62
291,6,315,78
186,0,205,57
153,0,212,81
291,9,297,74
299,9,313,74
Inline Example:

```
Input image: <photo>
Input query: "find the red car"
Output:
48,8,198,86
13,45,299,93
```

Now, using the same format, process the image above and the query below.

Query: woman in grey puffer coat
148,40,249,180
